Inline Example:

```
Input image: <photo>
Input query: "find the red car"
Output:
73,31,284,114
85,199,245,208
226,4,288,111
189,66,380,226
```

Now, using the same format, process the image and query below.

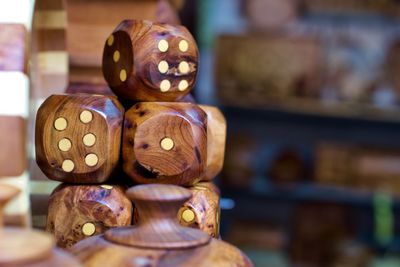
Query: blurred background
4,0,400,266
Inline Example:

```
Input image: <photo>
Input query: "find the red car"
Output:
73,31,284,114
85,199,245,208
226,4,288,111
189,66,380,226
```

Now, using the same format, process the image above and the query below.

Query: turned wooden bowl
71,184,253,267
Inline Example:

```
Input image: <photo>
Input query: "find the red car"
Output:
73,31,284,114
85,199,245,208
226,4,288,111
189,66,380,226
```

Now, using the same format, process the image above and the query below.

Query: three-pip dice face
35,94,124,183
102,20,199,102
46,184,132,248
123,102,207,186
178,182,220,238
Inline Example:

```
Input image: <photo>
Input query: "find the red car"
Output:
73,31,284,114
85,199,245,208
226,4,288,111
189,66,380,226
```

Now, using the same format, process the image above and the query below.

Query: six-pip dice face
123,102,207,186
46,184,132,248
102,20,199,102
35,94,124,183
178,182,220,238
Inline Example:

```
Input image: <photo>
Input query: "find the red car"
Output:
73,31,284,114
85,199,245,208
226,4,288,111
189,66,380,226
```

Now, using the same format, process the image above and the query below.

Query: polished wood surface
71,184,253,267
178,182,220,238
105,184,210,249
123,102,207,186
0,116,26,178
35,94,124,183
102,20,199,102
47,184,132,248
199,105,227,181
0,184,82,266
73,234,252,267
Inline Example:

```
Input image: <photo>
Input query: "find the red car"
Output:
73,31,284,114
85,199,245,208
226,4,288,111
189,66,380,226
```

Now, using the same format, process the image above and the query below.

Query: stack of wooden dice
35,20,226,248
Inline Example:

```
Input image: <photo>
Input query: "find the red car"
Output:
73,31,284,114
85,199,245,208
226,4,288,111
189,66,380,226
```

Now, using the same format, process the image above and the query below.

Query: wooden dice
178,182,220,238
35,94,124,183
46,184,132,248
199,105,227,181
102,20,199,102
123,102,207,186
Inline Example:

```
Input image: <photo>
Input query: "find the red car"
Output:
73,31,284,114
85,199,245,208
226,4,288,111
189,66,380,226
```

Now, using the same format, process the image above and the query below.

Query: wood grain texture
178,182,220,238
123,102,207,186
102,20,198,102
71,184,253,267
0,184,81,266
65,0,180,68
31,0,68,99
0,116,26,178
105,184,210,249
0,24,27,72
46,184,132,248
199,105,226,181
35,94,124,183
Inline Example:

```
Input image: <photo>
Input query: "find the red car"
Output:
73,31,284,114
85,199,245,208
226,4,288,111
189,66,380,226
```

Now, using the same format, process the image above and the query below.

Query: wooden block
199,105,226,181
123,102,207,186
31,0,68,99
0,24,27,72
178,182,220,238
35,94,124,183
0,116,26,177
47,184,132,248
0,23,30,227
245,0,299,29
103,20,198,102
215,34,323,105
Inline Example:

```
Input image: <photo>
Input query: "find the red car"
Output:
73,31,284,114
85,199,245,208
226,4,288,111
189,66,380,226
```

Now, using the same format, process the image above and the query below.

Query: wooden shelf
220,98,400,124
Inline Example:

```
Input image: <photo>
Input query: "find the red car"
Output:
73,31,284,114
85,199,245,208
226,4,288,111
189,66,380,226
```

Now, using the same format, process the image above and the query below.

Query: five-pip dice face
46,184,132,248
102,20,199,102
35,94,124,183
178,182,220,238
123,102,207,186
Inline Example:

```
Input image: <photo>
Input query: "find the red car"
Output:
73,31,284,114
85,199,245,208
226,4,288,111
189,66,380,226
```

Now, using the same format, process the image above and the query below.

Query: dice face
178,182,220,238
35,94,124,183
102,20,199,102
46,184,133,248
123,102,207,186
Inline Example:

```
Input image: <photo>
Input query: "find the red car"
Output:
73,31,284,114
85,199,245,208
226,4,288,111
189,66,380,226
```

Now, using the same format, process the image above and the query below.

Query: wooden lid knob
105,184,211,249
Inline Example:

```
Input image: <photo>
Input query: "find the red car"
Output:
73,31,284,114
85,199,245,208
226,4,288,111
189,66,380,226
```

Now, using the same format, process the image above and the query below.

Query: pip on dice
35,20,227,248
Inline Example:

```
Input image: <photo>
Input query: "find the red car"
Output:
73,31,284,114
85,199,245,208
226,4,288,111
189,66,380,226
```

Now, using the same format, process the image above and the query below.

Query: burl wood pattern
123,102,207,186
178,182,220,238
0,116,26,178
0,184,82,266
71,184,253,267
102,20,199,102
0,24,27,72
199,105,227,181
35,94,124,183
46,184,132,248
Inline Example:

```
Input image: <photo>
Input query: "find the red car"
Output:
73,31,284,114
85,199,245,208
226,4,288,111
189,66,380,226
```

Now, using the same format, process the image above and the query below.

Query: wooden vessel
0,184,82,266
71,184,253,267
